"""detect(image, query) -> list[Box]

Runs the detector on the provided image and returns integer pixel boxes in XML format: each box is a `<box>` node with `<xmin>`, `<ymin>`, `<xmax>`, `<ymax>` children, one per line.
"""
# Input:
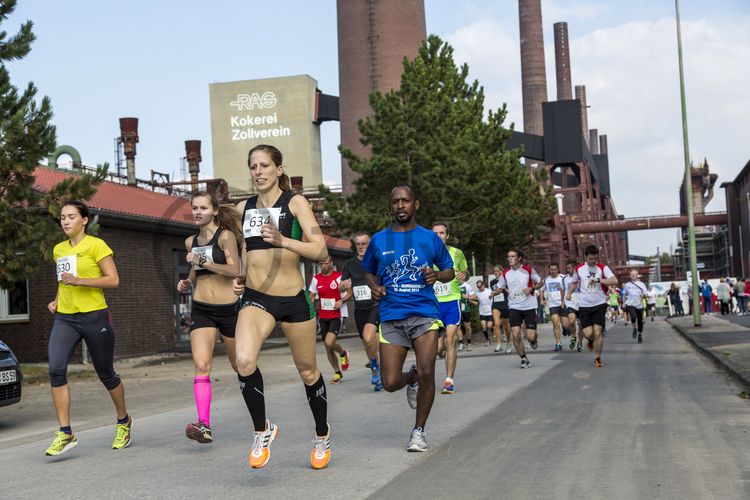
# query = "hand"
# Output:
<box><xmin>334</xmin><ymin>299</ymin><xmax>342</xmax><ymax>310</ymax></box>
<box><xmin>186</xmin><ymin>252</ymin><xmax>200</xmax><ymax>265</ymax></box>
<box><xmin>233</xmin><ymin>276</ymin><xmax>245</xmax><ymax>296</ymax></box>
<box><xmin>523</xmin><ymin>287</ymin><xmax>532</xmax><ymax>296</ymax></box>
<box><xmin>260</xmin><ymin>223</ymin><xmax>285</xmax><ymax>247</ymax></box>
<box><xmin>61</xmin><ymin>272</ymin><xmax>78</xmax><ymax>286</ymax></box>
<box><xmin>456</xmin><ymin>270</ymin><xmax>468</xmax><ymax>282</ymax></box>
<box><xmin>422</xmin><ymin>266</ymin><xmax>437</xmax><ymax>285</ymax></box>
<box><xmin>340</xmin><ymin>279</ymin><xmax>352</xmax><ymax>291</ymax></box>
<box><xmin>47</xmin><ymin>299</ymin><xmax>57</xmax><ymax>314</ymax></box>
<box><xmin>371</xmin><ymin>285</ymin><xmax>387</xmax><ymax>300</ymax></box>
<box><xmin>177</xmin><ymin>279</ymin><xmax>192</xmax><ymax>294</ymax></box>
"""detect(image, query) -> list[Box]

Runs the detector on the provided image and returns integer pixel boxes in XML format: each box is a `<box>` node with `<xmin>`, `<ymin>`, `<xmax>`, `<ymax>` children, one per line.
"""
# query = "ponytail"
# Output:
<box><xmin>278</xmin><ymin>173</ymin><xmax>291</xmax><ymax>192</ymax></box>
<box><xmin>191</xmin><ymin>191</ymin><xmax>243</xmax><ymax>243</ymax></box>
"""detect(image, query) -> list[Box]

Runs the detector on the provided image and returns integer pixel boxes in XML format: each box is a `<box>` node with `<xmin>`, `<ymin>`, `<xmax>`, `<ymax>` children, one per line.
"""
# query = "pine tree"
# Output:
<box><xmin>0</xmin><ymin>0</ymin><xmax>107</xmax><ymax>288</ymax></box>
<box><xmin>324</xmin><ymin>35</ymin><xmax>556</xmax><ymax>264</ymax></box>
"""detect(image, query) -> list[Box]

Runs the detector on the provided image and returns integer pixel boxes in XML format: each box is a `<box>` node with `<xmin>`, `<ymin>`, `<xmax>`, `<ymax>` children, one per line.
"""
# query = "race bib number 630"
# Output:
<box><xmin>56</xmin><ymin>255</ymin><xmax>77</xmax><ymax>282</ymax></box>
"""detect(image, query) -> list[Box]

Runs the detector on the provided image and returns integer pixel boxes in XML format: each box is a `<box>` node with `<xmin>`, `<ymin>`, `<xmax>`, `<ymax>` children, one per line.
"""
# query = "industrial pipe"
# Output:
<box><xmin>569</xmin><ymin>212</ymin><xmax>727</xmax><ymax>234</ymax></box>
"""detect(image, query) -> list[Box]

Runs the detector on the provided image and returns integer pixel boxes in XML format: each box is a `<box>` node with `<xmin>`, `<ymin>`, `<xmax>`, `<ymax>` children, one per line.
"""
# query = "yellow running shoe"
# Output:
<box><xmin>310</xmin><ymin>424</ymin><xmax>331</xmax><ymax>470</ymax></box>
<box><xmin>112</xmin><ymin>416</ymin><xmax>132</xmax><ymax>449</ymax></box>
<box><xmin>249</xmin><ymin>420</ymin><xmax>279</xmax><ymax>469</ymax></box>
<box><xmin>330</xmin><ymin>372</ymin><xmax>343</xmax><ymax>384</ymax></box>
<box><xmin>45</xmin><ymin>431</ymin><xmax>78</xmax><ymax>456</ymax></box>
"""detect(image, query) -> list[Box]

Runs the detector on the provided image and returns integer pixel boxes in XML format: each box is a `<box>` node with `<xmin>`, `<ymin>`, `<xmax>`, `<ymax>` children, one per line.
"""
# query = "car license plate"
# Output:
<box><xmin>0</xmin><ymin>369</ymin><xmax>17</xmax><ymax>385</ymax></box>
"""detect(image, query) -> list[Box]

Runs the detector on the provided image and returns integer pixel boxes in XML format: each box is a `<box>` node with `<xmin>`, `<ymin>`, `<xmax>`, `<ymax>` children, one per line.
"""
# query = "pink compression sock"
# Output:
<box><xmin>194</xmin><ymin>376</ymin><xmax>212</xmax><ymax>426</ymax></box>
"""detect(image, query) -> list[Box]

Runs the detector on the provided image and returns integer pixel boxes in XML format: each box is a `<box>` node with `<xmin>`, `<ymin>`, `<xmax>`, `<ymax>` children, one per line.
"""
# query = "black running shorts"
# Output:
<box><xmin>240</xmin><ymin>288</ymin><xmax>315</xmax><ymax>323</ymax></box>
<box><xmin>509</xmin><ymin>308</ymin><xmax>537</xmax><ymax>329</ymax></box>
<box><xmin>579</xmin><ymin>304</ymin><xmax>608</xmax><ymax>329</ymax></box>
<box><xmin>191</xmin><ymin>300</ymin><xmax>238</xmax><ymax>338</ymax></box>
<box><xmin>354</xmin><ymin>306</ymin><xmax>379</xmax><ymax>338</ymax></box>
<box><xmin>318</xmin><ymin>317</ymin><xmax>342</xmax><ymax>337</ymax></box>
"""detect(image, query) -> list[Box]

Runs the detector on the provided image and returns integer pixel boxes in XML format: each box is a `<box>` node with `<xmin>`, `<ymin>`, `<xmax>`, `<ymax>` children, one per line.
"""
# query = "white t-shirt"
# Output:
<box><xmin>495</xmin><ymin>266</ymin><xmax>541</xmax><ymax>311</ymax></box>
<box><xmin>570</xmin><ymin>262</ymin><xmax>615</xmax><ymax>308</ymax></box>
<box><xmin>646</xmin><ymin>289</ymin><xmax>658</xmax><ymax>305</ymax></box>
<box><xmin>623</xmin><ymin>281</ymin><xmax>648</xmax><ymax>309</ymax></box>
<box><xmin>476</xmin><ymin>288</ymin><xmax>493</xmax><ymax>316</ymax></box>
<box><xmin>542</xmin><ymin>275</ymin><xmax>566</xmax><ymax>308</ymax></box>
<box><xmin>563</xmin><ymin>275</ymin><xmax>579</xmax><ymax>310</ymax></box>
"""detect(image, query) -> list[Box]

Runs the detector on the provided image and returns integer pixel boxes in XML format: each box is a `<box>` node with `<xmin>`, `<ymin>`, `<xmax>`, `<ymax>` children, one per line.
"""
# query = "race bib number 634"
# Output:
<box><xmin>243</xmin><ymin>207</ymin><xmax>282</xmax><ymax>238</ymax></box>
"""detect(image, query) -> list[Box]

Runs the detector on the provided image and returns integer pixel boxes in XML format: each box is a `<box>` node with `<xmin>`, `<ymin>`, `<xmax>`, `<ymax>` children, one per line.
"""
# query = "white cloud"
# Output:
<box><xmin>447</xmin><ymin>14</ymin><xmax>750</xmax><ymax>254</ymax></box>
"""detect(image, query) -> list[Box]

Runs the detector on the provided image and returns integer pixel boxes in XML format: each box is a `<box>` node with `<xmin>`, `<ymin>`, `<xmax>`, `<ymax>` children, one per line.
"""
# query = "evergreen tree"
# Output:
<box><xmin>0</xmin><ymin>0</ymin><xmax>106</xmax><ymax>288</ymax></box>
<box><xmin>324</xmin><ymin>35</ymin><xmax>555</xmax><ymax>263</ymax></box>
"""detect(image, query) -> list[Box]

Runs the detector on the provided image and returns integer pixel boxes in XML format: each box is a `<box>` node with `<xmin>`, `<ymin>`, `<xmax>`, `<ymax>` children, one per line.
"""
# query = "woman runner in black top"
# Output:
<box><xmin>232</xmin><ymin>144</ymin><xmax>331</xmax><ymax>470</ymax></box>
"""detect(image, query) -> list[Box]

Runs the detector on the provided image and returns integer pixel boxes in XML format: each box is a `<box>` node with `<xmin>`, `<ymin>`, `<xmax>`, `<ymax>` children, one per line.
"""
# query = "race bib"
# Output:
<box><xmin>56</xmin><ymin>255</ymin><xmax>77</xmax><ymax>281</ymax></box>
<box><xmin>243</xmin><ymin>207</ymin><xmax>282</xmax><ymax>238</ymax></box>
<box><xmin>433</xmin><ymin>281</ymin><xmax>451</xmax><ymax>297</ymax></box>
<box><xmin>353</xmin><ymin>285</ymin><xmax>372</xmax><ymax>301</ymax></box>
<box><xmin>511</xmin><ymin>289</ymin><xmax>527</xmax><ymax>300</ymax></box>
<box><xmin>321</xmin><ymin>298</ymin><xmax>336</xmax><ymax>311</ymax></box>
<box><xmin>493</xmin><ymin>293</ymin><xmax>506</xmax><ymax>303</ymax></box>
<box><xmin>585</xmin><ymin>279</ymin><xmax>600</xmax><ymax>291</ymax></box>
<box><xmin>192</xmin><ymin>245</ymin><xmax>214</xmax><ymax>270</ymax></box>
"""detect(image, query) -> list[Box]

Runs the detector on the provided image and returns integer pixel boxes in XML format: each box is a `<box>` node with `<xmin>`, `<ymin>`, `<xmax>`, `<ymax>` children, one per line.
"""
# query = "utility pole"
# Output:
<box><xmin>675</xmin><ymin>0</ymin><xmax>701</xmax><ymax>326</ymax></box>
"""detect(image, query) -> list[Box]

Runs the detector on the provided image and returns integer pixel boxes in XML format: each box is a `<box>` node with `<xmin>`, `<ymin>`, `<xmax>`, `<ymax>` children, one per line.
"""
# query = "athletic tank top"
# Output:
<box><xmin>191</xmin><ymin>228</ymin><xmax>227</xmax><ymax>277</ymax></box>
<box><xmin>241</xmin><ymin>191</ymin><xmax>303</xmax><ymax>251</ymax></box>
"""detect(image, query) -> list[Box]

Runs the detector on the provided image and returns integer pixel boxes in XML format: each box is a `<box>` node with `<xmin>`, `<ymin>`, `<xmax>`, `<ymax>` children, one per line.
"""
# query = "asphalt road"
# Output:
<box><xmin>1</xmin><ymin>319</ymin><xmax>749</xmax><ymax>499</ymax></box>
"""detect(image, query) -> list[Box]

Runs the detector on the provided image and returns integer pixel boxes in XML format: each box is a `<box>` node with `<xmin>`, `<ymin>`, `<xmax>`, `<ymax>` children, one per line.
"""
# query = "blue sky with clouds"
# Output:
<box><xmin>6</xmin><ymin>1</ymin><xmax>749</xmax><ymax>256</ymax></box>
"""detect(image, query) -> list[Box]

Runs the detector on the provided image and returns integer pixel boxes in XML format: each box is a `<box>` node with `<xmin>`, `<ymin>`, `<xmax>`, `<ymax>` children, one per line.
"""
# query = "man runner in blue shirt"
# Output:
<box><xmin>363</xmin><ymin>185</ymin><xmax>454</xmax><ymax>452</ymax></box>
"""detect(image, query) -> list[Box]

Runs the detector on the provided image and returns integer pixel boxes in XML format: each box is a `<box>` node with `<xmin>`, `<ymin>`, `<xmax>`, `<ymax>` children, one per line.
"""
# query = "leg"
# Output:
<box><xmin>412</xmin><ymin>330</ymin><xmax>439</xmax><ymax>429</ymax></box>
<box><xmin>222</xmin><ymin>335</ymin><xmax>238</xmax><ymax>373</ymax></box>
<box><xmin>190</xmin><ymin>328</ymin><xmax>218</xmax><ymax>425</ymax></box>
<box><xmin>492</xmin><ymin>309</ymin><xmax>501</xmax><ymax>344</ymax></box>
<box><xmin>362</xmin><ymin>322</ymin><xmax>380</xmax><ymax>361</ymax></box>
<box><xmin>593</xmin><ymin>325</ymin><xmax>604</xmax><ymax>358</ymax></box>
<box><xmin>235</xmin><ymin>307</ymin><xmax>276</xmax><ymax>431</ymax></box>
<box><xmin>637</xmin><ymin>308</ymin><xmax>644</xmax><ymax>333</ymax></box>
<box><xmin>379</xmin><ymin>343</ymin><xmax>411</xmax><ymax>392</ymax></box>
<box><xmin>444</xmin><ymin>323</ymin><xmax>458</xmax><ymax>379</ymax></box>
<box><xmin>551</xmin><ymin>314</ymin><xmax>561</xmax><ymax>344</ymax></box>
<box><xmin>48</xmin><ymin>315</ymin><xmax>82</xmax><ymax>428</ymax></box>
<box><xmin>323</xmin><ymin>331</ymin><xmax>341</xmax><ymax>374</ymax></box>
<box><xmin>511</xmin><ymin>326</ymin><xmax>525</xmax><ymax>357</ymax></box>
<box><xmin>82</xmin><ymin>310</ymin><xmax>125</xmax><ymax>419</ymax></box>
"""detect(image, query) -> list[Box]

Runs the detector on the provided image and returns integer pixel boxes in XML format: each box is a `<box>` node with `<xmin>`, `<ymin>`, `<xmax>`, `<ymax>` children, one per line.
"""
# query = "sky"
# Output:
<box><xmin>5</xmin><ymin>0</ymin><xmax>749</xmax><ymax>257</ymax></box>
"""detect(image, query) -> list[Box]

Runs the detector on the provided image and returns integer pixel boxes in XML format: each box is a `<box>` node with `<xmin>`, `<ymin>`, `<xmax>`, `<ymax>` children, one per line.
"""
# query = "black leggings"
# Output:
<box><xmin>48</xmin><ymin>309</ymin><xmax>121</xmax><ymax>390</ymax></box>
<box><xmin>626</xmin><ymin>306</ymin><xmax>644</xmax><ymax>333</ymax></box>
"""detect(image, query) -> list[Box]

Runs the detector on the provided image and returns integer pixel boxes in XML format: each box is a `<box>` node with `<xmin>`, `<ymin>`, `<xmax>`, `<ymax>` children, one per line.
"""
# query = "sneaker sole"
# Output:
<box><xmin>186</xmin><ymin>426</ymin><xmax>213</xmax><ymax>444</ymax></box>
<box><xmin>250</xmin><ymin>425</ymin><xmax>279</xmax><ymax>469</ymax></box>
<box><xmin>407</xmin><ymin>445</ymin><xmax>427</xmax><ymax>452</ymax></box>
<box><xmin>46</xmin><ymin>439</ymin><xmax>78</xmax><ymax>456</ymax></box>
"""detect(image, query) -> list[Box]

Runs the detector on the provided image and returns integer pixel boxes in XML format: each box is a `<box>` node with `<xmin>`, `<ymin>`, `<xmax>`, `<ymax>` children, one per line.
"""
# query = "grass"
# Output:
<box><xmin>20</xmin><ymin>364</ymin><xmax>96</xmax><ymax>385</ymax></box>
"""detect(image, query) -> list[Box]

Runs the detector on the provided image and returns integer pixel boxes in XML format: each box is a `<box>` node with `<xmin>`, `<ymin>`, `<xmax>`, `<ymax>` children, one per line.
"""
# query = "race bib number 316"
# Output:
<box><xmin>243</xmin><ymin>208</ymin><xmax>282</xmax><ymax>238</ymax></box>
<box><xmin>353</xmin><ymin>285</ymin><xmax>372</xmax><ymax>301</ymax></box>
<box><xmin>56</xmin><ymin>255</ymin><xmax>77</xmax><ymax>282</ymax></box>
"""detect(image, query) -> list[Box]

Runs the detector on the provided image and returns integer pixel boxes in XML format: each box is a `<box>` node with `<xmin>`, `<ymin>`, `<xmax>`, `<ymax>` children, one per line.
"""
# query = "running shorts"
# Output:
<box><xmin>509</xmin><ymin>308</ymin><xmax>537</xmax><ymax>329</ymax></box>
<box><xmin>492</xmin><ymin>304</ymin><xmax>510</xmax><ymax>319</ymax></box>
<box><xmin>646</xmin><ymin>303</ymin><xmax>656</xmax><ymax>311</ymax></box>
<box><xmin>479</xmin><ymin>314</ymin><xmax>493</xmax><ymax>322</ymax></box>
<box><xmin>354</xmin><ymin>306</ymin><xmax>379</xmax><ymax>338</ymax></box>
<box><xmin>318</xmin><ymin>317</ymin><xmax>342</xmax><ymax>337</ymax></box>
<box><xmin>548</xmin><ymin>306</ymin><xmax>563</xmax><ymax>316</ymax></box>
<box><xmin>191</xmin><ymin>300</ymin><xmax>238</xmax><ymax>338</ymax></box>
<box><xmin>460</xmin><ymin>311</ymin><xmax>472</xmax><ymax>323</ymax></box>
<box><xmin>240</xmin><ymin>288</ymin><xmax>315</xmax><ymax>323</ymax></box>
<box><xmin>610</xmin><ymin>304</ymin><xmax>619</xmax><ymax>311</ymax></box>
<box><xmin>566</xmin><ymin>307</ymin><xmax>579</xmax><ymax>318</ymax></box>
<box><xmin>579</xmin><ymin>304</ymin><xmax>608</xmax><ymax>329</ymax></box>
<box><xmin>379</xmin><ymin>317</ymin><xmax>443</xmax><ymax>349</ymax></box>
<box><xmin>438</xmin><ymin>300</ymin><xmax>461</xmax><ymax>327</ymax></box>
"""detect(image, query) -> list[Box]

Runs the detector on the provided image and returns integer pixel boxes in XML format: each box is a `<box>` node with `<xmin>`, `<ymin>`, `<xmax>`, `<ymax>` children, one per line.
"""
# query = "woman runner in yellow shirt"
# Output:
<box><xmin>44</xmin><ymin>201</ymin><xmax>131</xmax><ymax>456</ymax></box>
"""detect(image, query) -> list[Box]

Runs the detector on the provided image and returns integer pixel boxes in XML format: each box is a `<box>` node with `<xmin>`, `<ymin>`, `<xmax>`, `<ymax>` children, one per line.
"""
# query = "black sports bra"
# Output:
<box><xmin>191</xmin><ymin>228</ymin><xmax>227</xmax><ymax>277</ymax></box>
<box><xmin>241</xmin><ymin>191</ymin><xmax>303</xmax><ymax>251</ymax></box>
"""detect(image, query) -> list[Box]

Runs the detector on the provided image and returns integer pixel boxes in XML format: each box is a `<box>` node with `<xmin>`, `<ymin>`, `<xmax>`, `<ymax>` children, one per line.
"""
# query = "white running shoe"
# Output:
<box><xmin>407</xmin><ymin>427</ymin><xmax>427</xmax><ymax>452</ymax></box>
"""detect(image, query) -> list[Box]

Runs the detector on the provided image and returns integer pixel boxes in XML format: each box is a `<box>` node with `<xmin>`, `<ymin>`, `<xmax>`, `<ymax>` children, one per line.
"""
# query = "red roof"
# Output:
<box><xmin>34</xmin><ymin>167</ymin><xmax>193</xmax><ymax>224</ymax></box>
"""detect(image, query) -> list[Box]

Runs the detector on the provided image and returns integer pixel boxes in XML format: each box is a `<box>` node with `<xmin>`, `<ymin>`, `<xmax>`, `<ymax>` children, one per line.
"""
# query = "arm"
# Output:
<box><xmin>601</xmin><ymin>268</ymin><xmax>618</xmax><ymax>287</ymax></box>
<box><xmin>199</xmin><ymin>231</ymin><xmax>241</xmax><ymax>278</ymax></box>
<box><xmin>364</xmin><ymin>272</ymin><xmax>386</xmax><ymax>299</ymax></box>
<box><xmin>261</xmin><ymin>194</ymin><xmax>327</xmax><ymax>261</ymax></box>
<box><xmin>48</xmin><ymin>291</ymin><xmax>59</xmax><ymax>314</ymax></box>
<box><xmin>61</xmin><ymin>255</ymin><xmax>119</xmax><ymax>289</ymax></box>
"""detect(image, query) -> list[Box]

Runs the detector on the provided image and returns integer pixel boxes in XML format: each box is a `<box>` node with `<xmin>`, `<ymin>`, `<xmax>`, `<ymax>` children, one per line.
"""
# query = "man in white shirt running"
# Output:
<box><xmin>566</xmin><ymin>245</ymin><xmax>618</xmax><ymax>368</ymax></box>
<box><xmin>493</xmin><ymin>249</ymin><xmax>542</xmax><ymax>368</ymax></box>
<box><xmin>622</xmin><ymin>269</ymin><xmax>648</xmax><ymax>344</ymax></box>
<box><xmin>541</xmin><ymin>263</ymin><xmax>566</xmax><ymax>352</ymax></box>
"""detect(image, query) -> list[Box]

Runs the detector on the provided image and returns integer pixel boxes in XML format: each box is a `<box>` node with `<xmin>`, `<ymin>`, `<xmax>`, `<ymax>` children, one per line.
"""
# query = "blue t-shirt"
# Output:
<box><xmin>362</xmin><ymin>225</ymin><xmax>453</xmax><ymax>322</ymax></box>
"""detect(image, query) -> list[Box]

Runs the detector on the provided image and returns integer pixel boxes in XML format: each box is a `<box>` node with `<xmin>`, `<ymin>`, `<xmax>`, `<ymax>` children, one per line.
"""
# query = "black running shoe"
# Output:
<box><xmin>637</xmin><ymin>334</ymin><xmax>643</xmax><ymax>344</ymax></box>
<box><xmin>632</xmin><ymin>330</ymin><xmax>637</xmax><ymax>339</ymax></box>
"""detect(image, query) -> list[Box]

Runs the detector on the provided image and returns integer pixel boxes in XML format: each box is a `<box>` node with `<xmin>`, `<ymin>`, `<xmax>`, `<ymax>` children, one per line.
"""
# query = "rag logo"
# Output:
<box><xmin>230</xmin><ymin>91</ymin><xmax>277</xmax><ymax>110</ymax></box>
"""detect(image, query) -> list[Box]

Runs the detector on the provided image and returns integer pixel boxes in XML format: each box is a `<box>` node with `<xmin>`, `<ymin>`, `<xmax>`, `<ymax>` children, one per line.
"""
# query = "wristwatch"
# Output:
<box><xmin>198</xmin><ymin>254</ymin><xmax>208</xmax><ymax>267</ymax></box>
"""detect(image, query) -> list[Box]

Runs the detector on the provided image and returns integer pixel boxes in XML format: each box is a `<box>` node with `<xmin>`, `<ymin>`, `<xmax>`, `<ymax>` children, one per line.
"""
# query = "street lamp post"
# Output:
<box><xmin>675</xmin><ymin>0</ymin><xmax>701</xmax><ymax>326</ymax></box>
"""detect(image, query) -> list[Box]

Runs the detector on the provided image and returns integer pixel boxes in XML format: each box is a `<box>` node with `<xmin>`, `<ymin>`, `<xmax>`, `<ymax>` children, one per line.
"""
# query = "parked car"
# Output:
<box><xmin>0</xmin><ymin>340</ymin><xmax>22</xmax><ymax>407</ymax></box>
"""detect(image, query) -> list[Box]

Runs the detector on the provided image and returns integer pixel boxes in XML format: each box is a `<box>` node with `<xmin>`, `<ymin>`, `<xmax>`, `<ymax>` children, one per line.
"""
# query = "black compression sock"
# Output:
<box><xmin>238</xmin><ymin>369</ymin><xmax>267</xmax><ymax>432</ymax></box>
<box><xmin>482</xmin><ymin>329</ymin><xmax>489</xmax><ymax>340</ymax></box>
<box><xmin>305</xmin><ymin>374</ymin><xmax>329</xmax><ymax>436</ymax></box>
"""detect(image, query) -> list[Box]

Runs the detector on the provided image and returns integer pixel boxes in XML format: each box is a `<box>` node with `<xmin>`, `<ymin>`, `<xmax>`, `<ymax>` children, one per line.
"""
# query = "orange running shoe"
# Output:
<box><xmin>249</xmin><ymin>420</ymin><xmax>279</xmax><ymax>469</ymax></box>
<box><xmin>594</xmin><ymin>357</ymin><xmax>603</xmax><ymax>368</ymax></box>
<box><xmin>310</xmin><ymin>424</ymin><xmax>331</xmax><ymax>469</ymax></box>
<box><xmin>340</xmin><ymin>350</ymin><xmax>350</xmax><ymax>371</ymax></box>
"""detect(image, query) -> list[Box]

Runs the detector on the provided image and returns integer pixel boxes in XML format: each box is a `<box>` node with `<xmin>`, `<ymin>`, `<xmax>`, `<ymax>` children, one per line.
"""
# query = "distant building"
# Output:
<box><xmin>722</xmin><ymin>158</ymin><xmax>750</xmax><ymax>278</ymax></box>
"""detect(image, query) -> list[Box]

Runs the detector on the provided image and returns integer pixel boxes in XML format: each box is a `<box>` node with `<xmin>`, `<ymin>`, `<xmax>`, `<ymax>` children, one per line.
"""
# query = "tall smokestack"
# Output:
<box><xmin>337</xmin><ymin>0</ymin><xmax>426</xmax><ymax>196</ymax></box>
<box><xmin>575</xmin><ymin>85</ymin><xmax>588</xmax><ymax>145</ymax></box>
<box><xmin>119</xmin><ymin>117</ymin><xmax>139</xmax><ymax>186</ymax></box>
<box><xmin>599</xmin><ymin>134</ymin><xmax>608</xmax><ymax>155</ymax></box>
<box><xmin>519</xmin><ymin>0</ymin><xmax>548</xmax><ymax>136</ymax></box>
<box><xmin>185</xmin><ymin>140</ymin><xmax>202</xmax><ymax>194</ymax></box>
<box><xmin>553</xmin><ymin>22</ymin><xmax>572</xmax><ymax>100</ymax></box>
<box><xmin>589</xmin><ymin>129</ymin><xmax>599</xmax><ymax>154</ymax></box>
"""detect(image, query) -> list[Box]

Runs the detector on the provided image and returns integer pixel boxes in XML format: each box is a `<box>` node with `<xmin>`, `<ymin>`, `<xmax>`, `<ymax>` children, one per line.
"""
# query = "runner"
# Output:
<box><xmin>489</xmin><ymin>265</ymin><xmax>512</xmax><ymax>354</ymax></box>
<box><xmin>339</xmin><ymin>232</ymin><xmax>382</xmax><ymax>391</ymax></box>
<box><xmin>474</xmin><ymin>280</ymin><xmax>494</xmax><ymax>346</ymax></box>
<box><xmin>308</xmin><ymin>256</ymin><xmax>349</xmax><ymax>384</ymax></box>
<box><xmin>622</xmin><ymin>269</ymin><xmax>648</xmax><ymax>343</ymax></box>
<box><xmin>362</xmin><ymin>184</ymin><xmax>454</xmax><ymax>452</ymax></box>
<box><xmin>566</xmin><ymin>245</ymin><xmax>618</xmax><ymax>367</ymax></box>
<box><xmin>607</xmin><ymin>286</ymin><xmax>621</xmax><ymax>324</ymax></box>
<box><xmin>232</xmin><ymin>144</ymin><xmax>331</xmax><ymax>469</ymax></box>
<box><xmin>45</xmin><ymin>200</ymin><xmax>131</xmax><ymax>456</ymax></box>
<box><xmin>431</xmin><ymin>222</ymin><xmax>469</xmax><ymax>395</ymax></box>
<box><xmin>540</xmin><ymin>263</ymin><xmax>566</xmax><ymax>352</ymax></box>
<box><xmin>494</xmin><ymin>249</ymin><xmax>542</xmax><ymax>368</ymax></box>
<box><xmin>646</xmin><ymin>285</ymin><xmax>658</xmax><ymax>321</ymax></box>
<box><xmin>562</xmin><ymin>259</ymin><xmax>582</xmax><ymax>351</ymax></box>
<box><xmin>177</xmin><ymin>191</ymin><xmax>242</xmax><ymax>444</ymax></box>
<box><xmin>458</xmin><ymin>280</ymin><xmax>477</xmax><ymax>352</ymax></box>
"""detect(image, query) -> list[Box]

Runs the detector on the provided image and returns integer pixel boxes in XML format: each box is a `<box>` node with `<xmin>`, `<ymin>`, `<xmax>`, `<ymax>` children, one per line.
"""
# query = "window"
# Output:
<box><xmin>0</xmin><ymin>280</ymin><xmax>29</xmax><ymax>322</ymax></box>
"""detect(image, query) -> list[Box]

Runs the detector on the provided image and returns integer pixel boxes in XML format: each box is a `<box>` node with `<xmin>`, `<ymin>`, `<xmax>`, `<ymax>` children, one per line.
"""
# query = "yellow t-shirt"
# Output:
<box><xmin>53</xmin><ymin>235</ymin><xmax>113</xmax><ymax>314</ymax></box>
